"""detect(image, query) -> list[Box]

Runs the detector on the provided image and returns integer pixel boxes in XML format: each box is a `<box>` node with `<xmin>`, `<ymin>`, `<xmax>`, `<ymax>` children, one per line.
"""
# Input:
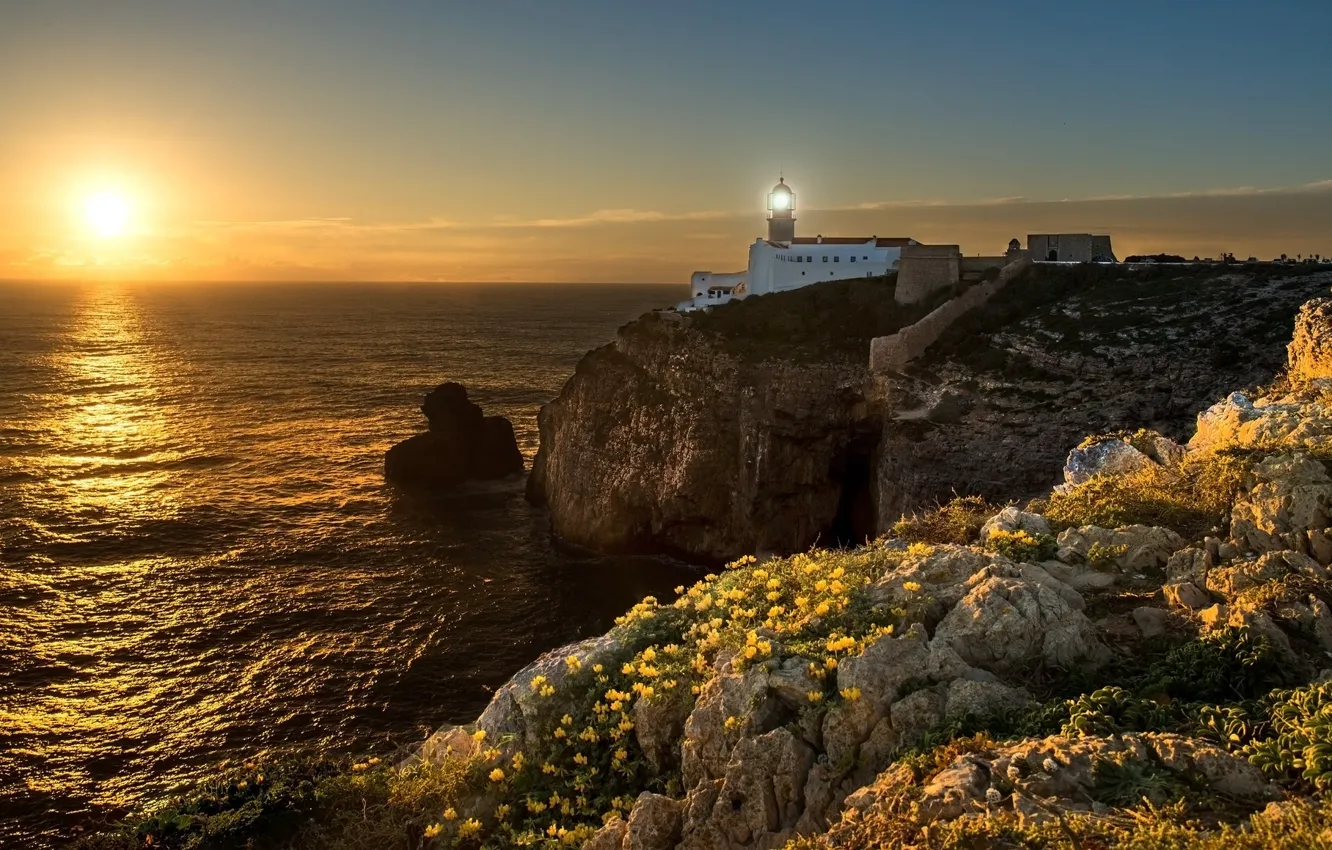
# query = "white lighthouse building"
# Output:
<box><xmin>677</xmin><ymin>177</ymin><xmax>917</xmax><ymax>311</ymax></box>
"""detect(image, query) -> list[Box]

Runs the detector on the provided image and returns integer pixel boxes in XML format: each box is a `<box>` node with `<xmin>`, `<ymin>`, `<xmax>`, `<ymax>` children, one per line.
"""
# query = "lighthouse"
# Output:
<box><xmin>767</xmin><ymin>178</ymin><xmax>796</xmax><ymax>243</ymax></box>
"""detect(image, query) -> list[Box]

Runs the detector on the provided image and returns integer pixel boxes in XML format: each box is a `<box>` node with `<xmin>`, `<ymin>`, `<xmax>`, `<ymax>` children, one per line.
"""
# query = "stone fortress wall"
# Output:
<box><xmin>870</xmin><ymin>257</ymin><xmax>1033</xmax><ymax>373</ymax></box>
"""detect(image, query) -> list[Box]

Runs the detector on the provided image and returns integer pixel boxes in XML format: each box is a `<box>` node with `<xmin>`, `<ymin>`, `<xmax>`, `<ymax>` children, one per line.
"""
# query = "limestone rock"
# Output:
<box><xmin>1132</xmin><ymin>606</ymin><xmax>1171</xmax><ymax>638</ymax></box>
<box><xmin>635</xmin><ymin>692</ymin><xmax>692</xmax><ymax>776</ymax></box>
<box><xmin>888</xmin><ymin>688</ymin><xmax>945</xmax><ymax>749</ymax></box>
<box><xmin>868</xmin><ymin>545</ymin><xmax>1007</xmax><ymax>613</ymax></box>
<box><xmin>1312</xmin><ymin>597</ymin><xmax>1332</xmax><ymax>653</ymax></box>
<box><xmin>384</xmin><ymin>381</ymin><xmax>523</xmax><ymax>488</ymax></box>
<box><xmin>1288</xmin><ymin>297</ymin><xmax>1332</xmax><ymax>383</ymax></box>
<box><xmin>624</xmin><ymin>793</ymin><xmax>683</xmax><ymax>850</ymax></box>
<box><xmin>1056</xmin><ymin>525</ymin><xmax>1186</xmax><ymax>571</ymax></box>
<box><xmin>943</xmin><ymin>678</ymin><xmax>1030</xmax><ymax>720</ymax></box>
<box><xmin>1163</xmin><ymin>581</ymin><xmax>1211</xmax><ymax>611</ymax></box>
<box><xmin>423</xmin><ymin>632</ymin><xmax>622</xmax><ymax>760</ymax></box>
<box><xmin>1061</xmin><ymin>439</ymin><xmax>1157</xmax><ymax>489</ymax></box>
<box><xmin>978</xmin><ymin>507</ymin><xmax>1051</xmax><ymax>545</ymax></box>
<box><xmin>834</xmin><ymin>623</ymin><xmax>932</xmax><ymax>708</ymax></box>
<box><xmin>843</xmin><ymin>733</ymin><xmax>1278</xmax><ymax>829</ymax></box>
<box><xmin>1199</xmin><ymin>603</ymin><xmax>1228</xmax><ymax>628</ymax></box>
<box><xmin>1231</xmin><ymin>453</ymin><xmax>1332</xmax><ymax>553</ymax></box>
<box><xmin>933</xmin><ymin>575</ymin><xmax>1108</xmax><ymax>672</ymax></box>
<box><xmin>583</xmin><ymin>817</ymin><xmax>627</xmax><ymax>850</ymax></box>
<box><xmin>1166</xmin><ymin>546</ymin><xmax>1214</xmax><ymax>584</ymax></box>
<box><xmin>683</xmin><ymin>728</ymin><xmax>814</xmax><ymax>850</ymax></box>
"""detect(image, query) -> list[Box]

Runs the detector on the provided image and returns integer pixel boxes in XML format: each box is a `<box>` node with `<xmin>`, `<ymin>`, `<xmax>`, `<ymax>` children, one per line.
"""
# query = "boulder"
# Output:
<box><xmin>681</xmin><ymin>728</ymin><xmax>814</xmax><ymax>850</ymax></box>
<box><xmin>1231</xmin><ymin>453</ymin><xmax>1332</xmax><ymax>553</ymax></box>
<box><xmin>943</xmin><ymin>678</ymin><xmax>1030</xmax><ymax>720</ymax></box>
<box><xmin>584</xmin><ymin>818</ymin><xmax>628</xmax><ymax>850</ymax></box>
<box><xmin>841</xmin><ymin>733</ymin><xmax>1278</xmax><ymax>829</ymax></box>
<box><xmin>1132</xmin><ymin>606</ymin><xmax>1171</xmax><ymax>638</ymax></box>
<box><xmin>978</xmin><ymin>507</ymin><xmax>1051</xmax><ymax>546</ymax></box>
<box><xmin>1060</xmin><ymin>439</ymin><xmax>1157</xmax><ymax>489</ymax></box>
<box><xmin>933</xmin><ymin>575</ymin><xmax>1107</xmax><ymax>672</ymax></box>
<box><xmin>624</xmin><ymin>793</ymin><xmax>684</xmax><ymax>850</ymax></box>
<box><xmin>384</xmin><ymin>382</ymin><xmax>523</xmax><ymax>488</ymax></box>
<box><xmin>1288</xmin><ymin>298</ymin><xmax>1332</xmax><ymax>383</ymax></box>
<box><xmin>1163</xmin><ymin>581</ymin><xmax>1211</xmax><ymax>610</ymax></box>
<box><xmin>1056</xmin><ymin>524</ymin><xmax>1186</xmax><ymax>572</ymax></box>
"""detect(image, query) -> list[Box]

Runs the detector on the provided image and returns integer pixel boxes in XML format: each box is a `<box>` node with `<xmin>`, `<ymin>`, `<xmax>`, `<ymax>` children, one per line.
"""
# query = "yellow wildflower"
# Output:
<box><xmin>903</xmin><ymin>580</ymin><xmax>922</xmax><ymax>593</ymax></box>
<box><xmin>554</xmin><ymin>727</ymin><xmax>567</xmax><ymax>739</ymax></box>
<box><xmin>795</xmin><ymin>596</ymin><xmax>809</xmax><ymax>608</ymax></box>
<box><xmin>458</xmin><ymin>819</ymin><xmax>482</xmax><ymax>838</ymax></box>
<box><xmin>592</xmin><ymin>663</ymin><xmax>604</xmax><ymax>674</ymax></box>
<box><xmin>565</xmin><ymin>655</ymin><xmax>581</xmax><ymax>671</ymax></box>
<box><xmin>542</xmin><ymin>762</ymin><xmax>557</xmax><ymax>775</ymax></box>
<box><xmin>815</xmin><ymin>580</ymin><xmax>828</xmax><ymax>592</ymax></box>
<box><xmin>424</xmin><ymin>822</ymin><xmax>443</xmax><ymax>838</ymax></box>
<box><xmin>815</xmin><ymin>602</ymin><xmax>831</xmax><ymax>616</ymax></box>
<box><xmin>641</xmin><ymin>646</ymin><xmax>657</xmax><ymax>661</ymax></box>
<box><xmin>471</xmin><ymin>729</ymin><xmax>486</xmax><ymax>742</ymax></box>
<box><xmin>573</xmin><ymin>752</ymin><xmax>588</xmax><ymax>765</ymax></box>
<box><xmin>841</xmin><ymin>687</ymin><xmax>862</xmax><ymax>701</ymax></box>
<box><xmin>807</xmin><ymin>690</ymin><xmax>824</xmax><ymax>703</ymax></box>
<box><xmin>443</xmin><ymin>807</ymin><xmax>458</xmax><ymax>821</ymax></box>
<box><xmin>489</xmin><ymin>767</ymin><xmax>505</xmax><ymax>783</ymax></box>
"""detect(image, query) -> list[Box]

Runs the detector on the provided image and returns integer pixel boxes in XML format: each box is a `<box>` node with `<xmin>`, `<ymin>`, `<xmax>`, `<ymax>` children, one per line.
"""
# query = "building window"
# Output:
<box><xmin>834</xmin><ymin>256</ymin><xmax>840</xmax><ymax>262</ymax></box>
<box><xmin>850</xmin><ymin>256</ymin><xmax>856</xmax><ymax>263</ymax></box>
<box><xmin>822</xmin><ymin>256</ymin><xmax>828</xmax><ymax>263</ymax></box>
<box><xmin>806</xmin><ymin>256</ymin><xmax>812</xmax><ymax>262</ymax></box>
<box><xmin>862</xmin><ymin>256</ymin><xmax>868</xmax><ymax>260</ymax></box>
<box><xmin>801</xmin><ymin>271</ymin><xmax>805</xmax><ymax>275</ymax></box>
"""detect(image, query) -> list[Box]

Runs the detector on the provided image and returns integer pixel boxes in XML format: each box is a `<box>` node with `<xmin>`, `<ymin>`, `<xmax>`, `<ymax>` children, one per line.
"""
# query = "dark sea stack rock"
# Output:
<box><xmin>385</xmin><ymin>382</ymin><xmax>523</xmax><ymax>488</ymax></box>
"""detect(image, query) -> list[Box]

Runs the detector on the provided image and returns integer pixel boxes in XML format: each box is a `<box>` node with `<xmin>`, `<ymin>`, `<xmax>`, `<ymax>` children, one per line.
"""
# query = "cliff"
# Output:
<box><xmin>526</xmin><ymin>278</ymin><xmax>937</xmax><ymax>561</ymax></box>
<box><xmin>873</xmin><ymin>264</ymin><xmax>1332</xmax><ymax>526</ymax></box>
<box><xmin>532</xmin><ymin>264</ymin><xmax>1332</xmax><ymax>562</ymax></box>
<box><xmin>90</xmin><ymin>293</ymin><xmax>1332</xmax><ymax>850</ymax></box>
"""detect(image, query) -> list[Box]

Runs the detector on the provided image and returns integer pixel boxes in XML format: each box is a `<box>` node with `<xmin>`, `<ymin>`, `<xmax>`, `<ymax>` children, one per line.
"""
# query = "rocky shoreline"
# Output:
<box><xmin>81</xmin><ymin>274</ymin><xmax>1332</xmax><ymax>850</ymax></box>
<box><xmin>396</xmin><ymin>289</ymin><xmax>1332</xmax><ymax>849</ymax></box>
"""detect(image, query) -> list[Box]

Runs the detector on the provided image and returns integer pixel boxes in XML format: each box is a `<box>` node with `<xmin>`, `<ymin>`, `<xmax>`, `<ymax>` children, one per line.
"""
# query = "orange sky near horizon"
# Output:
<box><xmin>3</xmin><ymin>1</ymin><xmax>1330</xmax><ymax>284</ymax></box>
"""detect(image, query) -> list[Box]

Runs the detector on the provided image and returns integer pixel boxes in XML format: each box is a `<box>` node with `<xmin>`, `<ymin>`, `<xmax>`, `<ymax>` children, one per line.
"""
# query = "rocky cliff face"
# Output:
<box><xmin>873</xmin><ymin>265</ymin><xmax>1332</xmax><ymax>527</ymax></box>
<box><xmin>532</xmin><ymin>266</ymin><xmax>1332</xmax><ymax>562</ymax></box>
<box><xmin>526</xmin><ymin>310</ymin><xmax>878</xmax><ymax>562</ymax></box>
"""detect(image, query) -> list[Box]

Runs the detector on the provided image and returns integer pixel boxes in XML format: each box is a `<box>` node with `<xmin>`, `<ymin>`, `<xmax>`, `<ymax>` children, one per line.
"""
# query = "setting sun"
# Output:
<box><xmin>83</xmin><ymin>191</ymin><xmax>131</xmax><ymax>238</ymax></box>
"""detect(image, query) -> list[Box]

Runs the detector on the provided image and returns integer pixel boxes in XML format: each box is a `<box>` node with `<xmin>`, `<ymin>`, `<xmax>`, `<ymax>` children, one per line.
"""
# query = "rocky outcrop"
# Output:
<box><xmin>533</xmin><ymin>268</ymin><xmax>1332</xmax><ymax>562</ymax></box>
<box><xmin>384</xmin><ymin>382</ymin><xmax>523</xmax><ymax>488</ymax></box>
<box><xmin>873</xmin><ymin>267</ymin><xmax>1332</xmax><ymax>529</ymax></box>
<box><xmin>526</xmin><ymin>310</ymin><xmax>880</xmax><ymax>561</ymax></box>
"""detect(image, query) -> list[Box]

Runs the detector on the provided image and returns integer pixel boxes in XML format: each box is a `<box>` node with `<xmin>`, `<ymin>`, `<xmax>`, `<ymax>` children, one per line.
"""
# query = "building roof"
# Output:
<box><xmin>785</xmin><ymin>236</ymin><xmax>916</xmax><ymax>247</ymax></box>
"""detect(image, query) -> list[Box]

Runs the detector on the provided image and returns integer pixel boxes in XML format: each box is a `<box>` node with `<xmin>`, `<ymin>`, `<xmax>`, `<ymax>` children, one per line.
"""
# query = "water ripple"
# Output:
<box><xmin>0</xmin><ymin>282</ymin><xmax>694</xmax><ymax>847</ymax></box>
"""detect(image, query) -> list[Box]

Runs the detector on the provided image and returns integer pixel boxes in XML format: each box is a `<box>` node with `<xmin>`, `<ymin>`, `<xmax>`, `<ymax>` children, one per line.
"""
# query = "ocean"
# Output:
<box><xmin>0</xmin><ymin>281</ymin><xmax>696</xmax><ymax>847</ymax></box>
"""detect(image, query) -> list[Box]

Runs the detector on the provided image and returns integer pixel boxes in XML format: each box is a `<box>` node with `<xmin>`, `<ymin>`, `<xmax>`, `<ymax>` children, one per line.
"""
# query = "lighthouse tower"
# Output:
<box><xmin>767</xmin><ymin>178</ymin><xmax>796</xmax><ymax>243</ymax></box>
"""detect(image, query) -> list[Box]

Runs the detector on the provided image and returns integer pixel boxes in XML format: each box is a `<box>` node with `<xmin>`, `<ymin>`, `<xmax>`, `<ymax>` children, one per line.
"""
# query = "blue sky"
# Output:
<box><xmin>2</xmin><ymin>0</ymin><xmax>1329</xmax><ymax>280</ymax></box>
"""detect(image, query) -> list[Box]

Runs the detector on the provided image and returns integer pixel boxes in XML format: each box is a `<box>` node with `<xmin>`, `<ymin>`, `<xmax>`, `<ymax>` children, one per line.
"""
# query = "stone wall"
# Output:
<box><xmin>894</xmin><ymin>244</ymin><xmax>961</xmax><ymax>305</ymax></box>
<box><xmin>870</xmin><ymin>258</ymin><xmax>1032</xmax><ymax>373</ymax></box>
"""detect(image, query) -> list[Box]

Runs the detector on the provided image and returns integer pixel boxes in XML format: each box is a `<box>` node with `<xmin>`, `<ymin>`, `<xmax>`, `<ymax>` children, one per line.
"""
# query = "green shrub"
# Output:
<box><xmin>890</xmin><ymin>496</ymin><xmax>997</xmax><ymax>546</ymax></box>
<box><xmin>983</xmin><ymin>528</ymin><xmax>1058</xmax><ymax>563</ymax></box>
<box><xmin>1044</xmin><ymin>451</ymin><xmax>1250</xmax><ymax>541</ymax></box>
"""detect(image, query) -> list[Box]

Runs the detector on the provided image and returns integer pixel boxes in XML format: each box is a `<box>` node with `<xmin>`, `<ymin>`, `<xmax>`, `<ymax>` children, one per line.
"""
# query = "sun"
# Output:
<box><xmin>83</xmin><ymin>191</ymin><xmax>132</xmax><ymax>238</ymax></box>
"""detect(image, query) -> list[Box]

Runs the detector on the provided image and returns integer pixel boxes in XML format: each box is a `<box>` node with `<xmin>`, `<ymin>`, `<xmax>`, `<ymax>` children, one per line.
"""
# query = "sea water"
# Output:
<box><xmin>0</xmin><ymin>281</ymin><xmax>695</xmax><ymax>846</ymax></box>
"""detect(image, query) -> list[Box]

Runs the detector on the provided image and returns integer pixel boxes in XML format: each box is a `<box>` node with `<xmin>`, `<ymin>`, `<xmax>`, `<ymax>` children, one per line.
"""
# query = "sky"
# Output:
<box><xmin>1</xmin><ymin>0</ymin><xmax>1330</xmax><ymax>283</ymax></box>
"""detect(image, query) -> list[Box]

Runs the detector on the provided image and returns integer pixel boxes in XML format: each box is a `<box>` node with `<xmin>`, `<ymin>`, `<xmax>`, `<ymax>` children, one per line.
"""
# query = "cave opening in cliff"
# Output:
<box><xmin>828</xmin><ymin>434</ymin><xmax>879</xmax><ymax>548</ymax></box>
